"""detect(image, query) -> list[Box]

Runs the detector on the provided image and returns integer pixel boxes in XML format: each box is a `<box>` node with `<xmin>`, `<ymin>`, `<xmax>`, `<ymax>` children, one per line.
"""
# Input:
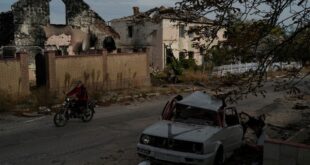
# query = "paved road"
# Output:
<box><xmin>0</xmin><ymin>81</ymin><xmax>307</xmax><ymax>165</ymax></box>
<box><xmin>0</xmin><ymin>96</ymin><xmax>171</xmax><ymax>165</ymax></box>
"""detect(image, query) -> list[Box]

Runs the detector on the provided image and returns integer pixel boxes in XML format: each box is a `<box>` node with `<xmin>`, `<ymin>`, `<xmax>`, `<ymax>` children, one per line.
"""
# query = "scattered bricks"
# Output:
<box><xmin>146</xmin><ymin>93</ymin><xmax>160</xmax><ymax>97</ymax></box>
<box><xmin>133</xmin><ymin>95</ymin><xmax>140</xmax><ymax>98</ymax></box>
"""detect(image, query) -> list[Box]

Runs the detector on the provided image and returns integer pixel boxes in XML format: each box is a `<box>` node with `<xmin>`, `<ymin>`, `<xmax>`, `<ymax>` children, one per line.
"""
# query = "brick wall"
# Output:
<box><xmin>106</xmin><ymin>53</ymin><xmax>150</xmax><ymax>90</ymax></box>
<box><xmin>55</xmin><ymin>55</ymin><xmax>104</xmax><ymax>91</ymax></box>
<box><xmin>0</xmin><ymin>53</ymin><xmax>29</xmax><ymax>96</ymax></box>
<box><xmin>46</xmin><ymin>50</ymin><xmax>150</xmax><ymax>91</ymax></box>
<box><xmin>0</xmin><ymin>50</ymin><xmax>150</xmax><ymax>96</ymax></box>
<box><xmin>264</xmin><ymin>139</ymin><xmax>310</xmax><ymax>165</ymax></box>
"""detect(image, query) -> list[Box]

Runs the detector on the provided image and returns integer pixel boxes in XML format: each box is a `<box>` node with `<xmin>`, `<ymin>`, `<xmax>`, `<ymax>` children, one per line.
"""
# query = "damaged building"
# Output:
<box><xmin>110</xmin><ymin>6</ymin><xmax>226</xmax><ymax>70</ymax></box>
<box><xmin>0</xmin><ymin>1</ymin><xmax>151</xmax><ymax>94</ymax></box>
<box><xmin>0</xmin><ymin>0</ymin><xmax>120</xmax><ymax>87</ymax></box>
<box><xmin>0</xmin><ymin>0</ymin><xmax>119</xmax><ymax>56</ymax></box>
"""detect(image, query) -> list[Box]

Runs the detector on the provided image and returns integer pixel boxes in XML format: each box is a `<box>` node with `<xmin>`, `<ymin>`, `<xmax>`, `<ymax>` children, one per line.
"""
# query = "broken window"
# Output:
<box><xmin>188</xmin><ymin>51</ymin><xmax>194</xmax><ymax>59</ymax></box>
<box><xmin>103</xmin><ymin>36</ymin><xmax>116</xmax><ymax>53</ymax></box>
<box><xmin>179</xmin><ymin>52</ymin><xmax>185</xmax><ymax>60</ymax></box>
<box><xmin>200</xmin><ymin>47</ymin><xmax>206</xmax><ymax>56</ymax></box>
<box><xmin>49</xmin><ymin>0</ymin><xmax>66</xmax><ymax>25</ymax></box>
<box><xmin>174</xmin><ymin>104</ymin><xmax>220</xmax><ymax>126</ymax></box>
<box><xmin>128</xmin><ymin>26</ymin><xmax>133</xmax><ymax>38</ymax></box>
<box><xmin>179</xmin><ymin>25</ymin><xmax>186</xmax><ymax>38</ymax></box>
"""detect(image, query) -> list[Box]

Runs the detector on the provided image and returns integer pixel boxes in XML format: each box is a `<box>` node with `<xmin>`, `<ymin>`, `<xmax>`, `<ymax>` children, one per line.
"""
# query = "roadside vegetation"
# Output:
<box><xmin>173</xmin><ymin>0</ymin><xmax>310</xmax><ymax>102</ymax></box>
<box><xmin>0</xmin><ymin>90</ymin><xmax>13</xmax><ymax>112</ymax></box>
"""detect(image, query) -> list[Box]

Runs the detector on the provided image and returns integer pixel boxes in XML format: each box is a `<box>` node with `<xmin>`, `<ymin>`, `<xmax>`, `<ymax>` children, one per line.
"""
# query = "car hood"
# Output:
<box><xmin>142</xmin><ymin>120</ymin><xmax>222</xmax><ymax>143</ymax></box>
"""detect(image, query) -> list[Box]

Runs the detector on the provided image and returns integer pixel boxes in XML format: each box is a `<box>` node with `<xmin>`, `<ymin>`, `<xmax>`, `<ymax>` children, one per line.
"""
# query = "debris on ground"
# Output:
<box><xmin>293</xmin><ymin>102</ymin><xmax>310</xmax><ymax>110</ymax></box>
<box><xmin>38</xmin><ymin>106</ymin><xmax>52</xmax><ymax>115</ymax></box>
<box><xmin>20</xmin><ymin>112</ymin><xmax>44</xmax><ymax>117</ymax></box>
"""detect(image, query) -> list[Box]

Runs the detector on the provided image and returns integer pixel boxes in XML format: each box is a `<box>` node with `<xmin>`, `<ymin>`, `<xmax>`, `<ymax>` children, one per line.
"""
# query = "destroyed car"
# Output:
<box><xmin>137</xmin><ymin>91</ymin><xmax>243</xmax><ymax>165</ymax></box>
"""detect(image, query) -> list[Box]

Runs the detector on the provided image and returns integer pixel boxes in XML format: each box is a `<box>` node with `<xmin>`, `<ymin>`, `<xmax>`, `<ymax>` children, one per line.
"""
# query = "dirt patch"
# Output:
<box><xmin>256</xmin><ymin>94</ymin><xmax>310</xmax><ymax>142</ymax></box>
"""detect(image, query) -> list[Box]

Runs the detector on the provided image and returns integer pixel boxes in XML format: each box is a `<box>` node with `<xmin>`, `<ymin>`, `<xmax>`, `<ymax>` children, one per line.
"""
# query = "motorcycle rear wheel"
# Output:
<box><xmin>54</xmin><ymin>112</ymin><xmax>68</xmax><ymax>127</ymax></box>
<box><xmin>81</xmin><ymin>108</ymin><xmax>94</xmax><ymax>122</ymax></box>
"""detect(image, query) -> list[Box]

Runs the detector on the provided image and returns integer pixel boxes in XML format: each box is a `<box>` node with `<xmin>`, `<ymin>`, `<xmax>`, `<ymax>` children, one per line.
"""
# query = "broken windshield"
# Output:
<box><xmin>174</xmin><ymin>103</ymin><xmax>220</xmax><ymax>126</ymax></box>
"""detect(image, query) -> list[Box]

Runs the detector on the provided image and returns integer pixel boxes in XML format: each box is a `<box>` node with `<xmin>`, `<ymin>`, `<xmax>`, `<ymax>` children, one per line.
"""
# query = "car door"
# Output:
<box><xmin>221</xmin><ymin>107</ymin><xmax>243</xmax><ymax>153</ymax></box>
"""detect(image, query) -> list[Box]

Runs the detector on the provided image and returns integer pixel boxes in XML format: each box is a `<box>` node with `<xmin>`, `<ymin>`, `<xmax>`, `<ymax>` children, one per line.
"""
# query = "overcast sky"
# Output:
<box><xmin>0</xmin><ymin>0</ymin><xmax>179</xmax><ymax>23</ymax></box>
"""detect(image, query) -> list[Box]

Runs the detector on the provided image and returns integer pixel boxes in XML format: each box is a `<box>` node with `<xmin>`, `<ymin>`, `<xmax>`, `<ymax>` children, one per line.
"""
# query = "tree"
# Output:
<box><xmin>174</xmin><ymin>0</ymin><xmax>310</xmax><ymax>101</ymax></box>
<box><xmin>277</xmin><ymin>28</ymin><xmax>310</xmax><ymax>65</ymax></box>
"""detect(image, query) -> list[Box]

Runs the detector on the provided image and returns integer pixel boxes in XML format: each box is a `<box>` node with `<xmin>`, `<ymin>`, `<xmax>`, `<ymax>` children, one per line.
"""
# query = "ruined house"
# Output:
<box><xmin>0</xmin><ymin>0</ymin><xmax>120</xmax><ymax>87</ymax></box>
<box><xmin>110</xmin><ymin>6</ymin><xmax>226</xmax><ymax>70</ymax></box>
<box><xmin>0</xmin><ymin>0</ymin><xmax>119</xmax><ymax>55</ymax></box>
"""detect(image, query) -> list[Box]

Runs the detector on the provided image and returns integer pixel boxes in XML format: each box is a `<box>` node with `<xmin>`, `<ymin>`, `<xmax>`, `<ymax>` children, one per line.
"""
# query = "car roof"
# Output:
<box><xmin>177</xmin><ymin>91</ymin><xmax>224</xmax><ymax>112</ymax></box>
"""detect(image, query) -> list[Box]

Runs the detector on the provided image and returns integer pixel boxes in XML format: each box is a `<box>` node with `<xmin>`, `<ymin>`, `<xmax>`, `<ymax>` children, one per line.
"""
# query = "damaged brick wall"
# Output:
<box><xmin>10</xmin><ymin>0</ymin><xmax>118</xmax><ymax>49</ymax></box>
<box><xmin>12</xmin><ymin>0</ymin><xmax>49</xmax><ymax>46</ymax></box>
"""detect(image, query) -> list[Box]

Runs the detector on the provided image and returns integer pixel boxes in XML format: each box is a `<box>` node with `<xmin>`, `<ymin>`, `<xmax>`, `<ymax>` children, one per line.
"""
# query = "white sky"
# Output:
<box><xmin>0</xmin><ymin>0</ymin><xmax>179</xmax><ymax>22</ymax></box>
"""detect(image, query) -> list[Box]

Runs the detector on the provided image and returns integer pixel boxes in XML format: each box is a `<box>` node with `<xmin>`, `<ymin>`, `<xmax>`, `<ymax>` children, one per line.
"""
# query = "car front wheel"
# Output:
<box><xmin>214</xmin><ymin>146</ymin><xmax>224</xmax><ymax>165</ymax></box>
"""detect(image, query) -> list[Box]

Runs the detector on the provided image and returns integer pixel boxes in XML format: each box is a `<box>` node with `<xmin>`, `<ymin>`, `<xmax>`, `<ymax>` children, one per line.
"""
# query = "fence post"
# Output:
<box><xmin>102</xmin><ymin>49</ymin><xmax>108</xmax><ymax>90</ymax></box>
<box><xmin>145</xmin><ymin>48</ymin><xmax>151</xmax><ymax>86</ymax></box>
<box><xmin>18</xmin><ymin>52</ymin><xmax>30</xmax><ymax>96</ymax></box>
<box><xmin>45</xmin><ymin>51</ymin><xmax>57</xmax><ymax>91</ymax></box>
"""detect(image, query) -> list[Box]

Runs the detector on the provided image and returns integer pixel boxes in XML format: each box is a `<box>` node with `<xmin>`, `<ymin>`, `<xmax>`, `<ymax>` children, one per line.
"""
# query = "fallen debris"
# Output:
<box><xmin>293</xmin><ymin>102</ymin><xmax>310</xmax><ymax>110</ymax></box>
<box><xmin>38</xmin><ymin>106</ymin><xmax>52</xmax><ymax>115</ymax></box>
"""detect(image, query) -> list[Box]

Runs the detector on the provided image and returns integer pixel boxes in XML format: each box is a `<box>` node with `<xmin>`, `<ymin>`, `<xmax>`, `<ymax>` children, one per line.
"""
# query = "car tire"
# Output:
<box><xmin>214</xmin><ymin>146</ymin><xmax>224</xmax><ymax>165</ymax></box>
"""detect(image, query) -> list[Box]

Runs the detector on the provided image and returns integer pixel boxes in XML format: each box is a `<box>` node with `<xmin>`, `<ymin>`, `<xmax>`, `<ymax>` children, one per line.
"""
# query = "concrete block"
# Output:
<box><xmin>264</xmin><ymin>143</ymin><xmax>280</xmax><ymax>161</ymax></box>
<box><xmin>280</xmin><ymin>144</ymin><xmax>298</xmax><ymax>158</ymax></box>
<box><xmin>297</xmin><ymin>148</ymin><xmax>310</xmax><ymax>165</ymax></box>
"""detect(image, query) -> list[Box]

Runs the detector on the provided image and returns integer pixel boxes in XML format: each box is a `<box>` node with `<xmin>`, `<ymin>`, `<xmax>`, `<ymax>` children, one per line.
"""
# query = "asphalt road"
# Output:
<box><xmin>0</xmin><ymin>81</ymin><xmax>307</xmax><ymax>165</ymax></box>
<box><xmin>0</xmin><ymin>96</ymin><xmax>171</xmax><ymax>165</ymax></box>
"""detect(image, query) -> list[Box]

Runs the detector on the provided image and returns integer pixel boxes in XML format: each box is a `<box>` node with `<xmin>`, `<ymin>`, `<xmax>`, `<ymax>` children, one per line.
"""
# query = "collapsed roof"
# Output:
<box><xmin>112</xmin><ymin>6</ymin><xmax>213</xmax><ymax>24</ymax></box>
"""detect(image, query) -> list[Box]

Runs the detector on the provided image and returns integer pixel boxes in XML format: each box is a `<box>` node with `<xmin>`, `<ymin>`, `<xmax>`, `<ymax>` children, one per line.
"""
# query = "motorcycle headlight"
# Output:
<box><xmin>140</xmin><ymin>134</ymin><xmax>151</xmax><ymax>145</ymax></box>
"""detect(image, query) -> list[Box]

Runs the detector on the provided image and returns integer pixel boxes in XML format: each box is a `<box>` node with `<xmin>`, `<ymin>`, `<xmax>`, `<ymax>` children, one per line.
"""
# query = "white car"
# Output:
<box><xmin>137</xmin><ymin>91</ymin><xmax>244</xmax><ymax>165</ymax></box>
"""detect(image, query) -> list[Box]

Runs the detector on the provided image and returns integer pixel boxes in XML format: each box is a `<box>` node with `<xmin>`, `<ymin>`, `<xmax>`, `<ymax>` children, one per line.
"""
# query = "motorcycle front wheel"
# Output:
<box><xmin>54</xmin><ymin>111</ymin><xmax>68</xmax><ymax>127</ymax></box>
<box><xmin>81</xmin><ymin>108</ymin><xmax>94</xmax><ymax>122</ymax></box>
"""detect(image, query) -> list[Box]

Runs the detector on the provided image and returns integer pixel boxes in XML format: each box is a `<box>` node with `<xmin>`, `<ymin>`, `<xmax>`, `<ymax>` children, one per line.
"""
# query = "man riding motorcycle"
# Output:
<box><xmin>66</xmin><ymin>81</ymin><xmax>88</xmax><ymax>113</ymax></box>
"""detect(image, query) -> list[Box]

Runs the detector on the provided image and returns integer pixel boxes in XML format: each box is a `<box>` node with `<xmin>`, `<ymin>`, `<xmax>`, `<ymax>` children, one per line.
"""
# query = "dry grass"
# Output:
<box><xmin>266</xmin><ymin>70</ymin><xmax>286</xmax><ymax>79</ymax></box>
<box><xmin>0</xmin><ymin>91</ymin><xmax>14</xmax><ymax>112</ymax></box>
<box><xmin>179</xmin><ymin>70</ymin><xmax>209</xmax><ymax>84</ymax></box>
<box><xmin>30</xmin><ymin>88</ymin><xmax>60</xmax><ymax>108</ymax></box>
<box><xmin>302</xmin><ymin>66</ymin><xmax>310</xmax><ymax>73</ymax></box>
<box><xmin>0</xmin><ymin>90</ymin><xmax>32</xmax><ymax>113</ymax></box>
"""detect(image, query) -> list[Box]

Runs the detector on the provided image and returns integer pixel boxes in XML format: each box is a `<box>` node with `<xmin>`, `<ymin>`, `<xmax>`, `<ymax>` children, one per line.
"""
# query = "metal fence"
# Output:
<box><xmin>212</xmin><ymin>62</ymin><xmax>302</xmax><ymax>76</ymax></box>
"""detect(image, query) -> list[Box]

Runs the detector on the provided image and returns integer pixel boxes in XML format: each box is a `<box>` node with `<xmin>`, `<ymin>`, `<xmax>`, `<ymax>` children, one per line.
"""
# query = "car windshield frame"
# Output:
<box><xmin>173</xmin><ymin>103</ymin><xmax>222</xmax><ymax>126</ymax></box>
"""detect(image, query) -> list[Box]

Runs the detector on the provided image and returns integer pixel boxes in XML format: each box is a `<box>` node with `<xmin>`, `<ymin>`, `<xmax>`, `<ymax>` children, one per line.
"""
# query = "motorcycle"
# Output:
<box><xmin>53</xmin><ymin>97</ymin><xmax>96</xmax><ymax>127</ymax></box>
